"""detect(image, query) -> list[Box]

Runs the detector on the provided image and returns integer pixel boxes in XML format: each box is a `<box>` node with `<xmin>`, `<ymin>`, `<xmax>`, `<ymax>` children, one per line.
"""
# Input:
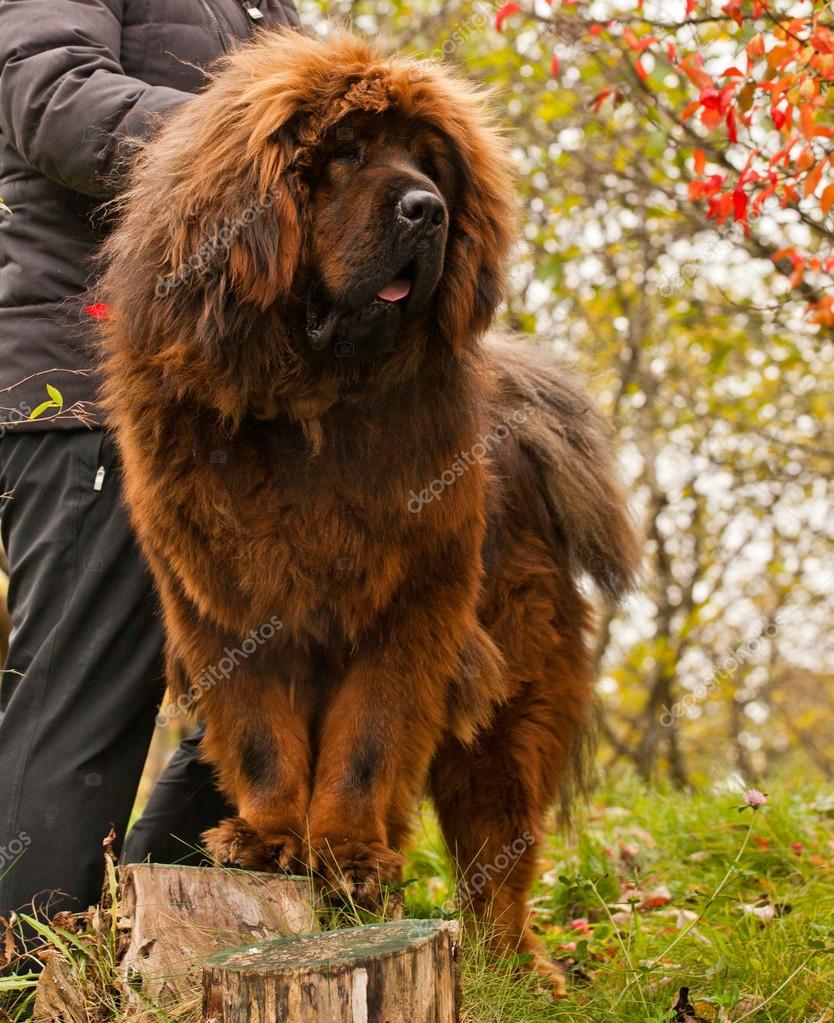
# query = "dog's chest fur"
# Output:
<box><xmin>136</xmin><ymin>363</ymin><xmax>489</xmax><ymax>646</ymax></box>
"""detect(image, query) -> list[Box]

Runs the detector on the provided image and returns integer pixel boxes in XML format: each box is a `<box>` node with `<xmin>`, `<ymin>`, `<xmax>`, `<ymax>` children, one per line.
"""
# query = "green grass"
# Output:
<box><xmin>3</xmin><ymin>774</ymin><xmax>833</xmax><ymax>1021</ymax></box>
<box><xmin>404</xmin><ymin>774</ymin><xmax>834</xmax><ymax>1021</ymax></box>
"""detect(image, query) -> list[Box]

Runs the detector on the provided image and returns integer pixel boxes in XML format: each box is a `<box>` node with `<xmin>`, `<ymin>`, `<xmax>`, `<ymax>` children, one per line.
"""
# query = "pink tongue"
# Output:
<box><xmin>377</xmin><ymin>278</ymin><xmax>412</xmax><ymax>302</ymax></box>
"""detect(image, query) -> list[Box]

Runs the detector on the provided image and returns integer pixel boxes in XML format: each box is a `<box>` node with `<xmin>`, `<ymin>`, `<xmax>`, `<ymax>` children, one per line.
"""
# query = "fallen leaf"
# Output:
<box><xmin>1</xmin><ymin>915</ymin><xmax>15</xmax><ymax>970</ymax></box>
<box><xmin>739</xmin><ymin>900</ymin><xmax>793</xmax><ymax>922</ymax></box>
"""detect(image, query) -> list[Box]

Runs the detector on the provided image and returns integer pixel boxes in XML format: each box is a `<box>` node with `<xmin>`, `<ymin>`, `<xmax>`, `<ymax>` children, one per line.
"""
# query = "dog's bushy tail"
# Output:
<box><xmin>485</xmin><ymin>336</ymin><xmax>641</xmax><ymax>603</ymax></box>
<box><xmin>483</xmin><ymin>337</ymin><xmax>641</xmax><ymax>823</ymax></box>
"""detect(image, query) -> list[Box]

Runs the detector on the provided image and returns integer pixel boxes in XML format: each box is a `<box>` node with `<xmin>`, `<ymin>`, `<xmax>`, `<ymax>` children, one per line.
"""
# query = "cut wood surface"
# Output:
<box><xmin>202</xmin><ymin>918</ymin><xmax>460</xmax><ymax>1023</ymax></box>
<box><xmin>119</xmin><ymin>863</ymin><xmax>318</xmax><ymax>1015</ymax></box>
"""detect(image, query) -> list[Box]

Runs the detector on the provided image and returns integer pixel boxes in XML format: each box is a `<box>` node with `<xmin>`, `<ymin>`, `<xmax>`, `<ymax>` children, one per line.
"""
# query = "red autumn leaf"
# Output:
<box><xmin>635</xmin><ymin>57</ymin><xmax>649</xmax><ymax>80</ymax></box>
<box><xmin>747</xmin><ymin>34</ymin><xmax>766</xmax><ymax>61</ymax></box>
<box><xmin>624</xmin><ymin>28</ymin><xmax>656</xmax><ymax>54</ymax></box>
<box><xmin>693</xmin><ymin>148</ymin><xmax>706</xmax><ymax>174</ymax></box>
<box><xmin>679</xmin><ymin>57</ymin><xmax>713</xmax><ymax>90</ymax></box>
<box><xmin>810</xmin><ymin>30</ymin><xmax>833</xmax><ymax>55</ymax></box>
<box><xmin>495</xmin><ymin>2</ymin><xmax>520</xmax><ymax>31</ymax></box>
<box><xmin>701</xmin><ymin>106</ymin><xmax>723</xmax><ymax>131</ymax></box>
<box><xmin>733</xmin><ymin>186</ymin><xmax>749</xmax><ymax>226</ymax></box>
<box><xmin>591</xmin><ymin>86</ymin><xmax>614</xmax><ymax>112</ymax></box>
<box><xmin>804</xmin><ymin>160</ymin><xmax>824</xmax><ymax>197</ymax></box>
<box><xmin>796</xmin><ymin>144</ymin><xmax>815</xmax><ymax>172</ymax></box>
<box><xmin>708</xmin><ymin>190</ymin><xmax>735</xmax><ymax>223</ymax></box>
<box><xmin>727</xmin><ymin>107</ymin><xmax>738</xmax><ymax>142</ymax></box>
<box><xmin>689</xmin><ymin>173</ymin><xmax>725</xmax><ymax>200</ymax></box>
<box><xmin>686</xmin><ymin>0</ymin><xmax>696</xmax><ymax>14</ymax></box>
<box><xmin>821</xmin><ymin>182</ymin><xmax>834</xmax><ymax>215</ymax></box>
<box><xmin>782</xmin><ymin>183</ymin><xmax>799</xmax><ymax>207</ymax></box>
<box><xmin>84</xmin><ymin>303</ymin><xmax>111</xmax><ymax>321</ymax></box>
<box><xmin>800</xmin><ymin>104</ymin><xmax>816</xmax><ymax>140</ymax></box>
<box><xmin>754</xmin><ymin>181</ymin><xmax>779</xmax><ymax>213</ymax></box>
<box><xmin>722</xmin><ymin>0</ymin><xmax>744</xmax><ymax>26</ymax></box>
<box><xmin>772</xmin><ymin>246</ymin><xmax>796</xmax><ymax>263</ymax></box>
<box><xmin>639</xmin><ymin>895</ymin><xmax>670</xmax><ymax>910</ymax></box>
<box><xmin>551</xmin><ymin>54</ymin><xmax>560</xmax><ymax>77</ymax></box>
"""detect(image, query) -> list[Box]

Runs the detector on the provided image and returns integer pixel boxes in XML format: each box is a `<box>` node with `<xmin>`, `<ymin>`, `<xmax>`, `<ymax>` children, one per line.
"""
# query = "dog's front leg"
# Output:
<box><xmin>200</xmin><ymin>673</ymin><xmax>313</xmax><ymax>873</ymax></box>
<box><xmin>306</xmin><ymin>587</ymin><xmax>494</xmax><ymax>903</ymax></box>
<box><xmin>168</xmin><ymin>630</ymin><xmax>315</xmax><ymax>872</ymax></box>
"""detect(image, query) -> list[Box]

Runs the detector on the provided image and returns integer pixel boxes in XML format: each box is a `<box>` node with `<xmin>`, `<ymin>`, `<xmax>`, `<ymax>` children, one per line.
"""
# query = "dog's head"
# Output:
<box><xmin>102</xmin><ymin>31</ymin><xmax>516</xmax><ymax>421</ymax></box>
<box><xmin>302</xmin><ymin>107</ymin><xmax>454</xmax><ymax>358</ymax></box>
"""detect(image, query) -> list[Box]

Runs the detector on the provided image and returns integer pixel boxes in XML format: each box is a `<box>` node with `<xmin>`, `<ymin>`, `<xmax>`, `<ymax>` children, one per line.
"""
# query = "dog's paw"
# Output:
<box><xmin>309</xmin><ymin>836</ymin><xmax>404</xmax><ymax>904</ymax></box>
<box><xmin>530</xmin><ymin>954</ymin><xmax>568</xmax><ymax>1000</ymax></box>
<box><xmin>203</xmin><ymin>817</ymin><xmax>303</xmax><ymax>872</ymax></box>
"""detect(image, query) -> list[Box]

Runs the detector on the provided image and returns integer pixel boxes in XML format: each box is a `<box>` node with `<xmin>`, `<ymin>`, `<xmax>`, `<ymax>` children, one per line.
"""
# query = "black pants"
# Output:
<box><xmin>0</xmin><ymin>429</ymin><xmax>230</xmax><ymax>922</ymax></box>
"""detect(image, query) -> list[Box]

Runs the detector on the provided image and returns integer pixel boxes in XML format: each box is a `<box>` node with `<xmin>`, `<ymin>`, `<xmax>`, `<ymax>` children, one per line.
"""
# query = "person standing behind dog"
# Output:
<box><xmin>0</xmin><ymin>0</ymin><xmax>298</xmax><ymax>927</ymax></box>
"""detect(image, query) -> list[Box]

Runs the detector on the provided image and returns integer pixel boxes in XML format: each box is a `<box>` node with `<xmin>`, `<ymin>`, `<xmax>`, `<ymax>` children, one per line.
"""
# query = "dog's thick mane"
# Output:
<box><xmin>98</xmin><ymin>31</ymin><xmax>516</xmax><ymax>436</ymax></box>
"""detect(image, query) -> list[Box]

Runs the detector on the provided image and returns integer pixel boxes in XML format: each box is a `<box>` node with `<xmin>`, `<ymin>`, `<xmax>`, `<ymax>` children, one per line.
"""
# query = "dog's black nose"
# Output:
<box><xmin>398</xmin><ymin>189</ymin><xmax>446</xmax><ymax>229</ymax></box>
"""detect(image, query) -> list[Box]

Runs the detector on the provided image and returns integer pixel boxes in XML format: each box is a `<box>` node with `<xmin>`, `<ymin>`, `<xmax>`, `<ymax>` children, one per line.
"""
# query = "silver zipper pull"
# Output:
<box><xmin>93</xmin><ymin>466</ymin><xmax>106</xmax><ymax>492</ymax></box>
<box><xmin>239</xmin><ymin>0</ymin><xmax>264</xmax><ymax>19</ymax></box>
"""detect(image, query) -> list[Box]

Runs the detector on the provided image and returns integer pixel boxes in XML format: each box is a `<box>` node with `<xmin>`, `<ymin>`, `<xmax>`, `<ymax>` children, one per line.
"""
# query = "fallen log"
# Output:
<box><xmin>202</xmin><ymin>918</ymin><xmax>460</xmax><ymax>1023</ymax></box>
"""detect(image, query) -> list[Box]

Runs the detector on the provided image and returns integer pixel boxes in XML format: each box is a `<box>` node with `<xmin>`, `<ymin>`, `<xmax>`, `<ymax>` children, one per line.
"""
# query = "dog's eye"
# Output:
<box><xmin>332</xmin><ymin>145</ymin><xmax>366</xmax><ymax>166</ymax></box>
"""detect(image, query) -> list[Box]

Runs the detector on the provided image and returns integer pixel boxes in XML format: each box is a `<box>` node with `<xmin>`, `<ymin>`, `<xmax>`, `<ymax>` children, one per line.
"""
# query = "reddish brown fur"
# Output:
<box><xmin>97</xmin><ymin>30</ymin><xmax>640</xmax><ymax>995</ymax></box>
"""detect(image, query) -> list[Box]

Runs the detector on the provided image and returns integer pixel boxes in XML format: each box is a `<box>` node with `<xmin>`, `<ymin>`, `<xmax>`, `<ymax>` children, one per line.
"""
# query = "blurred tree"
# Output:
<box><xmin>500</xmin><ymin>0</ymin><xmax>834</xmax><ymax>324</ymax></box>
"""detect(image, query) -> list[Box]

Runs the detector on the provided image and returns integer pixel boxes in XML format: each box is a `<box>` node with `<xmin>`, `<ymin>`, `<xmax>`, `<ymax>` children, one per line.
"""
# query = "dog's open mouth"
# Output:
<box><xmin>306</xmin><ymin>252</ymin><xmax>442</xmax><ymax>353</ymax></box>
<box><xmin>376</xmin><ymin>260</ymin><xmax>415</xmax><ymax>303</ymax></box>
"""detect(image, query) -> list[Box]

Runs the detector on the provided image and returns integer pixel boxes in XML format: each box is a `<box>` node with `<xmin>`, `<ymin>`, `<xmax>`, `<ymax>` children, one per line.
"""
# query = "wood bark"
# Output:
<box><xmin>202</xmin><ymin>918</ymin><xmax>461</xmax><ymax>1023</ymax></box>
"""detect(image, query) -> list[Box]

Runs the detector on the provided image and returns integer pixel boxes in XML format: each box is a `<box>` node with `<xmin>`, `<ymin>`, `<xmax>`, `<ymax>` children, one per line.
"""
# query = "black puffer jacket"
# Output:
<box><xmin>0</xmin><ymin>0</ymin><xmax>299</xmax><ymax>430</ymax></box>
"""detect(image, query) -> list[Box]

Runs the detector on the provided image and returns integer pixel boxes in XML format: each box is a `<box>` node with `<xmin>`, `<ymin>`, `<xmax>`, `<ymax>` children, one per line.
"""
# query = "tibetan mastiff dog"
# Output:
<box><xmin>99</xmin><ymin>30</ymin><xmax>639</xmax><ymax>995</ymax></box>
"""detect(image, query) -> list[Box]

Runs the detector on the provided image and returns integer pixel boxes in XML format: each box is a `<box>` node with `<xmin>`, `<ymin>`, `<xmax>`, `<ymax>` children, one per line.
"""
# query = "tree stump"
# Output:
<box><xmin>202</xmin><ymin>918</ymin><xmax>461</xmax><ymax>1023</ymax></box>
<box><xmin>119</xmin><ymin>864</ymin><xmax>318</xmax><ymax>1015</ymax></box>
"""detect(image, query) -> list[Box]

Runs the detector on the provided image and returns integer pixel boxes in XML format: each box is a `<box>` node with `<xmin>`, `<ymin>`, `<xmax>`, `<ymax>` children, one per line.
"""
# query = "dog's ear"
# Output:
<box><xmin>99</xmin><ymin>81</ymin><xmax>308</xmax><ymax>424</ymax></box>
<box><xmin>153</xmin><ymin>118</ymin><xmax>303</xmax><ymax>313</ymax></box>
<box><xmin>225</xmin><ymin>120</ymin><xmax>304</xmax><ymax>309</ymax></box>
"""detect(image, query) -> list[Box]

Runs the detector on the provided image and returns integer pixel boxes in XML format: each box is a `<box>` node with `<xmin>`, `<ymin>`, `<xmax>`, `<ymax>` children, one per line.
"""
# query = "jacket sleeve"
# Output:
<box><xmin>0</xmin><ymin>0</ymin><xmax>191</xmax><ymax>199</ymax></box>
